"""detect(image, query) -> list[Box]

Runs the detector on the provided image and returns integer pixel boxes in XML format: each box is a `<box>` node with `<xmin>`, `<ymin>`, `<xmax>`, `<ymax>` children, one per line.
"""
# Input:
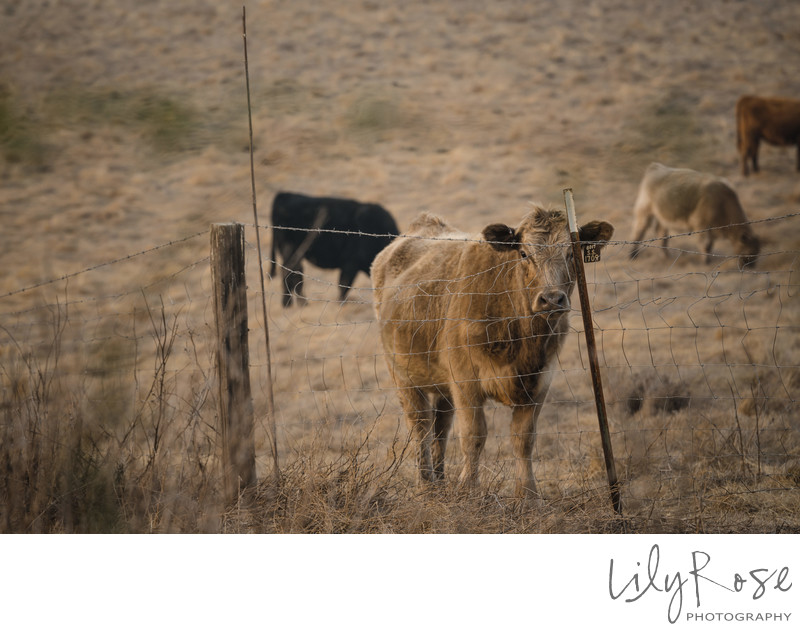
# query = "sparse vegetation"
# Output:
<box><xmin>0</xmin><ymin>86</ymin><xmax>48</xmax><ymax>167</ymax></box>
<box><xmin>0</xmin><ymin>82</ymin><xmax>218</xmax><ymax>171</ymax></box>
<box><xmin>346</xmin><ymin>94</ymin><xmax>403</xmax><ymax>132</ymax></box>
<box><xmin>0</xmin><ymin>300</ymin><xmax>220</xmax><ymax>533</ymax></box>
<box><xmin>44</xmin><ymin>86</ymin><xmax>205</xmax><ymax>153</ymax></box>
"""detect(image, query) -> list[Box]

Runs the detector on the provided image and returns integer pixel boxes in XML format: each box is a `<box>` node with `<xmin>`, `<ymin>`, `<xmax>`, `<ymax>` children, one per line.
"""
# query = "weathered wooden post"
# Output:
<box><xmin>210</xmin><ymin>222</ymin><xmax>257</xmax><ymax>501</ymax></box>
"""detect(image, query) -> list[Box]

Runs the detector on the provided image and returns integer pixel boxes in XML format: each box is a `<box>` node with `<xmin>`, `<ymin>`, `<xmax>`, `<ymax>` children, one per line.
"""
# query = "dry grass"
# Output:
<box><xmin>0</xmin><ymin>299</ymin><xmax>221</xmax><ymax>532</ymax></box>
<box><xmin>1</xmin><ymin>0</ymin><xmax>800</xmax><ymax>532</ymax></box>
<box><xmin>3</xmin><ymin>292</ymin><xmax>797</xmax><ymax>533</ymax></box>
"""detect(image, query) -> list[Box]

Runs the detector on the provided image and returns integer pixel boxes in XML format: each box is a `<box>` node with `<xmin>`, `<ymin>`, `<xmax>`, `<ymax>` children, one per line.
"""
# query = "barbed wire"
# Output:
<box><xmin>0</xmin><ymin>256</ymin><xmax>211</xmax><ymax>319</ymax></box>
<box><xmin>1</xmin><ymin>211</ymin><xmax>797</xmax><ymax>305</ymax></box>
<box><xmin>0</xmin><ymin>230</ymin><xmax>207</xmax><ymax>301</ymax></box>
<box><xmin>253</xmin><ymin>209</ymin><xmax>800</xmax><ymax>247</ymax></box>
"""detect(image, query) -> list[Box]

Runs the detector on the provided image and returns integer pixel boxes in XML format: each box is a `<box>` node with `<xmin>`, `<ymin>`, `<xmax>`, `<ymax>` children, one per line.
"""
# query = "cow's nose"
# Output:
<box><xmin>536</xmin><ymin>290</ymin><xmax>569</xmax><ymax>312</ymax></box>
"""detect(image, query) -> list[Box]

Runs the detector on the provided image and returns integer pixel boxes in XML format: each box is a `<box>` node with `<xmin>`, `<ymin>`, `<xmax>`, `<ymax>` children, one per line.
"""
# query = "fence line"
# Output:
<box><xmin>1</xmin><ymin>210</ymin><xmax>796</xmax><ymax>305</ymax></box>
<box><xmin>253</xmin><ymin>208</ymin><xmax>800</xmax><ymax>247</ymax></box>
<box><xmin>1</xmin><ymin>214</ymin><xmax>798</xmax><ymax>530</ymax></box>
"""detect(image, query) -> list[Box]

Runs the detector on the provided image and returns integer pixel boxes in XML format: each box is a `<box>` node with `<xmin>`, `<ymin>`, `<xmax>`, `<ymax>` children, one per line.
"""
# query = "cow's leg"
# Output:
<box><xmin>282</xmin><ymin>264</ymin><xmax>305</xmax><ymax>307</ymax></box>
<box><xmin>796</xmin><ymin>142</ymin><xmax>800</xmax><ymax>172</ymax></box>
<box><xmin>749</xmin><ymin>135</ymin><xmax>760</xmax><ymax>174</ymax></box>
<box><xmin>658</xmin><ymin>223</ymin><xmax>672</xmax><ymax>258</ymax></box>
<box><xmin>337</xmin><ymin>264</ymin><xmax>359</xmax><ymax>301</ymax></box>
<box><xmin>398</xmin><ymin>387</ymin><xmax>436</xmax><ymax>484</ymax></box>
<box><xmin>292</xmin><ymin>264</ymin><xmax>307</xmax><ymax>305</ymax></box>
<box><xmin>431</xmin><ymin>394</ymin><xmax>454</xmax><ymax>481</ymax></box>
<box><xmin>280</xmin><ymin>268</ymin><xmax>294</xmax><ymax>307</ymax></box>
<box><xmin>277</xmin><ymin>244</ymin><xmax>301</xmax><ymax>307</ymax></box>
<box><xmin>454</xmin><ymin>398</ymin><xmax>487</xmax><ymax>489</ymax></box>
<box><xmin>740</xmin><ymin>132</ymin><xmax>758</xmax><ymax>175</ymax></box>
<box><xmin>701</xmin><ymin>232</ymin><xmax>716</xmax><ymax>264</ymax></box>
<box><xmin>628</xmin><ymin>204</ymin><xmax>653</xmax><ymax>260</ymax></box>
<box><xmin>740</xmin><ymin>143</ymin><xmax>751</xmax><ymax>176</ymax></box>
<box><xmin>510</xmin><ymin>405</ymin><xmax>541</xmax><ymax>499</ymax></box>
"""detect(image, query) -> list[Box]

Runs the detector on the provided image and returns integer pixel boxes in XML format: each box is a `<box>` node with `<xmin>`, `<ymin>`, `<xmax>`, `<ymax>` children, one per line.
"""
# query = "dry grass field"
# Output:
<box><xmin>1</xmin><ymin>0</ymin><xmax>800</xmax><ymax>533</ymax></box>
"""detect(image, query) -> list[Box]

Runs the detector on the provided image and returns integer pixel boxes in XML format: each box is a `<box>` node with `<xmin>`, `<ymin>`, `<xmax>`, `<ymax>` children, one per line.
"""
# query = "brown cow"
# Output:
<box><xmin>628</xmin><ymin>162</ymin><xmax>760</xmax><ymax>267</ymax></box>
<box><xmin>371</xmin><ymin>207</ymin><xmax>614</xmax><ymax>499</ymax></box>
<box><xmin>736</xmin><ymin>95</ymin><xmax>800</xmax><ymax>176</ymax></box>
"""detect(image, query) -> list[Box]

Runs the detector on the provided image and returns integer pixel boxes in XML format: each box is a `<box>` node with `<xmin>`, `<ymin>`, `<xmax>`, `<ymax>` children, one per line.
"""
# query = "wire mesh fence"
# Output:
<box><xmin>263</xmin><ymin>214</ymin><xmax>799</xmax><ymax>523</ymax></box>
<box><xmin>1</xmin><ymin>214</ymin><xmax>798</xmax><ymax>532</ymax></box>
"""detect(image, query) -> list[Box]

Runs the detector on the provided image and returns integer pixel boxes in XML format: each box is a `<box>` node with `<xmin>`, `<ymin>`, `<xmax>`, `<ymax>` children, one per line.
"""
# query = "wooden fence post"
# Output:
<box><xmin>210</xmin><ymin>222</ymin><xmax>257</xmax><ymax>501</ymax></box>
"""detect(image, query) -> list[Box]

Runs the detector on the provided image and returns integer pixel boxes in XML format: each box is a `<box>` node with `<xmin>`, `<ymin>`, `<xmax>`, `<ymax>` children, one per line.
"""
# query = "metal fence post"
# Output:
<box><xmin>564</xmin><ymin>188</ymin><xmax>623</xmax><ymax>517</ymax></box>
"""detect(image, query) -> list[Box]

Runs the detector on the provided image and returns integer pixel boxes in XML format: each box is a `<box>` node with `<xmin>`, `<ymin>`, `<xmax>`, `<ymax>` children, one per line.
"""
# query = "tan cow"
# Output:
<box><xmin>736</xmin><ymin>95</ymin><xmax>800</xmax><ymax>176</ymax></box>
<box><xmin>371</xmin><ymin>207</ymin><xmax>614</xmax><ymax>498</ymax></box>
<box><xmin>628</xmin><ymin>162</ymin><xmax>760</xmax><ymax>267</ymax></box>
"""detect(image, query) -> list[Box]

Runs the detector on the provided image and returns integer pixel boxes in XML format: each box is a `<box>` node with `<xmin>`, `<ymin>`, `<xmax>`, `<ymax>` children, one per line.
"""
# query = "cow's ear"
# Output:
<box><xmin>578</xmin><ymin>221</ymin><xmax>614</xmax><ymax>248</ymax></box>
<box><xmin>483</xmin><ymin>223</ymin><xmax>520</xmax><ymax>251</ymax></box>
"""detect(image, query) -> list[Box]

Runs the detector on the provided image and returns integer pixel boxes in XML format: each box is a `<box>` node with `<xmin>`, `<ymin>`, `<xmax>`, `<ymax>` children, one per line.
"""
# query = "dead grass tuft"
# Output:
<box><xmin>0</xmin><ymin>85</ymin><xmax>48</xmax><ymax>168</ymax></box>
<box><xmin>0</xmin><ymin>299</ymin><xmax>221</xmax><ymax>533</ymax></box>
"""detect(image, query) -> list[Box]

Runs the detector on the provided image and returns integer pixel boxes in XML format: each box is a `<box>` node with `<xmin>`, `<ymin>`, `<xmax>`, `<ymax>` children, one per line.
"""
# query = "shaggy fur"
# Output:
<box><xmin>371</xmin><ymin>207</ymin><xmax>614</xmax><ymax>498</ymax></box>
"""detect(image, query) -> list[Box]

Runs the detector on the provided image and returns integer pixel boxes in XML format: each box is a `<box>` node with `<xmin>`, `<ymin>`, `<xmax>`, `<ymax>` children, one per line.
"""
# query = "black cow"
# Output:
<box><xmin>270</xmin><ymin>192</ymin><xmax>399</xmax><ymax>307</ymax></box>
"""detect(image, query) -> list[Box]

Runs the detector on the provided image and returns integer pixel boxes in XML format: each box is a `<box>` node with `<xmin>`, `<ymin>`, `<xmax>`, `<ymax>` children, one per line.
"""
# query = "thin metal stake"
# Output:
<box><xmin>564</xmin><ymin>188</ymin><xmax>622</xmax><ymax>517</ymax></box>
<box><xmin>243</xmin><ymin>6</ymin><xmax>279</xmax><ymax>481</ymax></box>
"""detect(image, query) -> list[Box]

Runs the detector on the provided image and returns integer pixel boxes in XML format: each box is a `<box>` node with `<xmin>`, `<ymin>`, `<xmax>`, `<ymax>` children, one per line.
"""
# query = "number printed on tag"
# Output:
<box><xmin>583</xmin><ymin>243</ymin><xmax>600</xmax><ymax>263</ymax></box>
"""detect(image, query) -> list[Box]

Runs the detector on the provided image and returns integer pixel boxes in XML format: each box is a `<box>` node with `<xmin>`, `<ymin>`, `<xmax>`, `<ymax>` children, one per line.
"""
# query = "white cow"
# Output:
<box><xmin>629</xmin><ymin>162</ymin><xmax>760</xmax><ymax>267</ymax></box>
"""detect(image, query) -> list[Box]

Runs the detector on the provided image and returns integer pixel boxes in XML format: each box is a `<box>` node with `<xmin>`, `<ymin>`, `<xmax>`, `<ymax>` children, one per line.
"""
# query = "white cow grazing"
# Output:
<box><xmin>628</xmin><ymin>162</ymin><xmax>760</xmax><ymax>267</ymax></box>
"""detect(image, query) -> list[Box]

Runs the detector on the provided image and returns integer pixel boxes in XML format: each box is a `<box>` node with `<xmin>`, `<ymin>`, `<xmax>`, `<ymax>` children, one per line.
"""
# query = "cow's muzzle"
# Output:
<box><xmin>534</xmin><ymin>289</ymin><xmax>570</xmax><ymax>314</ymax></box>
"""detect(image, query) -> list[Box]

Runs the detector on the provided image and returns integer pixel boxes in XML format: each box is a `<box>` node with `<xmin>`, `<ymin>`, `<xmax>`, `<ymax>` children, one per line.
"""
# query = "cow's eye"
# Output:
<box><xmin>520</xmin><ymin>250</ymin><xmax>528</xmax><ymax>260</ymax></box>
